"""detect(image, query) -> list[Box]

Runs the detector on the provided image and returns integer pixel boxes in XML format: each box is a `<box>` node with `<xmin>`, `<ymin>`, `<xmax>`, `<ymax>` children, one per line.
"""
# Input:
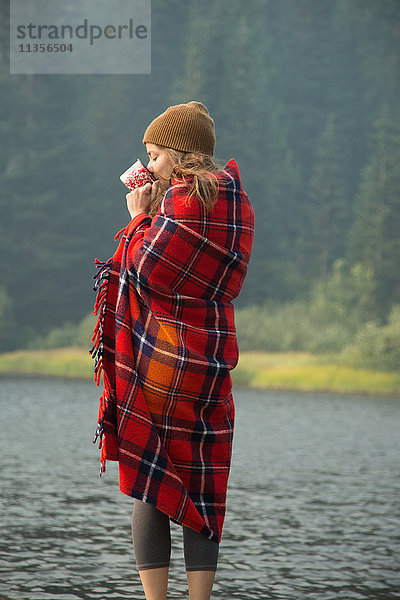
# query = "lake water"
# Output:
<box><xmin>0</xmin><ymin>377</ymin><xmax>399</xmax><ymax>600</ymax></box>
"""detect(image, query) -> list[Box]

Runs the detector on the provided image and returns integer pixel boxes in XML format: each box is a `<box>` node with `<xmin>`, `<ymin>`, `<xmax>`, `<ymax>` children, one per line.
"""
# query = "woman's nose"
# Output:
<box><xmin>147</xmin><ymin>160</ymin><xmax>153</xmax><ymax>172</ymax></box>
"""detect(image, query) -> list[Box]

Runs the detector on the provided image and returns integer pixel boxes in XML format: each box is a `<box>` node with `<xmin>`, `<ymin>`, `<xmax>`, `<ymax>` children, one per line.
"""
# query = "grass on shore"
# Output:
<box><xmin>233</xmin><ymin>351</ymin><xmax>400</xmax><ymax>396</ymax></box>
<box><xmin>0</xmin><ymin>347</ymin><xmax>399</xmax><ymax>397</ymax></box>
<box><xmin>0</xmin><ymin>347</ymin><xmax>93</xmax><ymax>379</ymax></box>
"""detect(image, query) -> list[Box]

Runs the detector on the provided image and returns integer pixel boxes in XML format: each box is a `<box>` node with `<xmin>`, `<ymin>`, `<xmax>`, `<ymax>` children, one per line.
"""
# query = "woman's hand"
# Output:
<box><xmin>126</xmin><ymin>180</ymin><xmax>159</xmax><ymax>220</ymax></box>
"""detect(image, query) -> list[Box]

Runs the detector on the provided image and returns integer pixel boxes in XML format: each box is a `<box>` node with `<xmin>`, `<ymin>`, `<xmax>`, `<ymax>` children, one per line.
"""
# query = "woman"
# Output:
<box><xmin>91</xmin><ymin>101</ymin><xmax>255</xmax><ymax>600</ymax></box>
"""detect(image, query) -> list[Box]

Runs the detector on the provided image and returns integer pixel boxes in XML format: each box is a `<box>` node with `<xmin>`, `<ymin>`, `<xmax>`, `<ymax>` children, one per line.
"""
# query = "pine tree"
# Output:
<box><xmin>301</xmin><ymin>113</ymin><xmax>347</xmax><ymax>280</ymax></box>
<box><xmin>347</xmin><ymin>104</ymin><xmax>400</xmax><ymax>317</ymax></box>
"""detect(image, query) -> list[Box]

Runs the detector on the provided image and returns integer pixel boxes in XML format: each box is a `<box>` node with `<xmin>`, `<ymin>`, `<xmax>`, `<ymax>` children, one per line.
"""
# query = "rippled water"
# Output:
<box><xmin>0</xmin><ymin>376</ymin><xmax>399</xmax><ymax>599</ymax></box>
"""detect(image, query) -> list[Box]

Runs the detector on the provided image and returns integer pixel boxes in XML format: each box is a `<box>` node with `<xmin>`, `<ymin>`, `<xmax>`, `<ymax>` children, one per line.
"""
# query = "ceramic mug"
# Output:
<box><xmin>120</xmin><ymin>159</ymin><xmax>155</xmax><ymax>190</ymax></box>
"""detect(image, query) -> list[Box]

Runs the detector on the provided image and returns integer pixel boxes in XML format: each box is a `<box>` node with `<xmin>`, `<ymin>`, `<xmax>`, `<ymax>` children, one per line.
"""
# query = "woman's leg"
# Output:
<box><xmin>186</xmin><ymin>571</ymin><xmax>216</xmax><ymax>600</ymax></box>
<box><xmin>131</xmin><ymin>500</ymin><xmax>171</xmax><ymax>600</ymax></box>
<box><xmin>183</xmin><ymin>526</ymin><xmax>219</xmax><ymax>600</ymax></box>
<box><xmin>137</xmin><ymin>568</ymin><xmax>169</xmax><ymax>600</ymax></box>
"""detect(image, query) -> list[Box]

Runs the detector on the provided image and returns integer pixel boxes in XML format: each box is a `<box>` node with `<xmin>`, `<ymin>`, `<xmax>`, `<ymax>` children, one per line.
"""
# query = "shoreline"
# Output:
<box><xmin>0</xmin><ymin>347</ymin><xmax>399</xmax><ymax>398</ymax></box>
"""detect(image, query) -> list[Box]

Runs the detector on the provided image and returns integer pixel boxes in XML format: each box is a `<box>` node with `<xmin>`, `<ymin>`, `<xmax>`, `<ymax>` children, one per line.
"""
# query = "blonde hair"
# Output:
<box><xmin>149</xmin><ymin>146</ymin><xmax>222</xmax><ymax>217</ymax></box>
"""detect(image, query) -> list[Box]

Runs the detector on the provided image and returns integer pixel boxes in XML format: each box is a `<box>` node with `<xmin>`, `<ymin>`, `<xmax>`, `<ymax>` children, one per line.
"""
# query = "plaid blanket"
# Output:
<box><xmin>91</xmin><ymin>158</ymin><xmax>254</xmax><ymax>542</ymax></box>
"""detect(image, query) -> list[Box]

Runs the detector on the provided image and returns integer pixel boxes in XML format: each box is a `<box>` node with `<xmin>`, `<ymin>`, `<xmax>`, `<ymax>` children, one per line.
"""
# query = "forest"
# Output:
<box><xmin>1</xmin><ymin>0</ymin><xmax>399</xmax><ymax>371</ymax></box>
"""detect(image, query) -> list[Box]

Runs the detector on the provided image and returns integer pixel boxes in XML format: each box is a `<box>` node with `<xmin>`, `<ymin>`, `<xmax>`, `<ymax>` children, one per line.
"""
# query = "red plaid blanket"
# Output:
<box><xmin>91</xmin><ymin>158</ymin><xmax>254</xmax><ymax>542</ymax></box>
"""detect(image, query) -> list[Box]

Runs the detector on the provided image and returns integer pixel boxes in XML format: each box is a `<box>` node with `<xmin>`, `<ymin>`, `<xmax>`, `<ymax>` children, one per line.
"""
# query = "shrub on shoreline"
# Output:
<box><xmin>235</xmin><ymin>301</ymin><xmax>400</xmax><ymax>372</ymax></box>
<box><xmin>339</xmin><ymin>305</ymin><xmax>400</xmax><ymax>371</ymax></box>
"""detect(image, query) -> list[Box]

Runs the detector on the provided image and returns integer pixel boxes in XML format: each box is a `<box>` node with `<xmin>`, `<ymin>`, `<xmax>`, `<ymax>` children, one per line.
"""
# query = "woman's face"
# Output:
<box><xmin>146</xmin><ymin>143</ymin><xmax>174</xmax><ymax>183</ymax></box>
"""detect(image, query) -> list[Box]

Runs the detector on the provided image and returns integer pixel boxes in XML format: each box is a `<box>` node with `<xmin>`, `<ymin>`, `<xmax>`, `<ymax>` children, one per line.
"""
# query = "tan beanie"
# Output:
<box><xmin>142</xmin><ymin>101</ymin><xmax>215</xmax><ymax>156</ymax></box>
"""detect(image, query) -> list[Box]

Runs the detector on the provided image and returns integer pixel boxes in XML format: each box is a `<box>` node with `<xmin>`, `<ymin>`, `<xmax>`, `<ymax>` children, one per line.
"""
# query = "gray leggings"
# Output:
<box><xmin>131</xmin><ymin>500</ymin><xmax>219</xmax><ymax>571</ymax></box>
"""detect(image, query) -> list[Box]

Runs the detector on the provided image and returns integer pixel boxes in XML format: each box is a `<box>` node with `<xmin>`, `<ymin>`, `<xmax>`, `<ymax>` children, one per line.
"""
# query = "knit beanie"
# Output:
<box><xmin>142</xmin><ymin>101</ymin><xmax>215</xmax><ymax>156</ymax></box>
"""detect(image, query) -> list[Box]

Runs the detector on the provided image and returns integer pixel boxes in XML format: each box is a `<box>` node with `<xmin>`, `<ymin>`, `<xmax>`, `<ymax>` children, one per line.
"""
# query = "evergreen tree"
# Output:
<box><xmin>301</xmin><ymin>113</ymin><xmax>347</xmax><ymax>280</ymax></box>
<box><xmin>339</xmin><ymin>0</ymin><xmax>400</xmax><ymax>112</ymax></box>
<box><xmin>347</xmin><ymin>104</ymin><xmax>400</xmax><ymax>317</ymax></box>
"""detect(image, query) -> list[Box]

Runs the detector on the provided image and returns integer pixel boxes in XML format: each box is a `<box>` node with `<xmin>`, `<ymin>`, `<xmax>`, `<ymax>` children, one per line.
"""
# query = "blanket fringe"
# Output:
<box><xmin>89</xmin><ymin>257</ymin><xmax>113</xmax><ymax>477</ymax></box>
<box><xmin>114</xmin><ymin>225</ymin><xmax>127</xmax><ymax>241</ymax></box>
<box><xmin>92</xmin><ymin>385</ymin><xmax>112</xmax><ymax>476</ymax></box>
<box><xmin>89</xmin><ymin>257</ymin><xmax>112</xmax><ymax>386</ymax></box>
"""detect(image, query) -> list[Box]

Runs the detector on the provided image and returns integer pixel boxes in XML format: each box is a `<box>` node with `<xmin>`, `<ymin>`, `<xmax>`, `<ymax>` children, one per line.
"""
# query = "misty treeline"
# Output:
<box><xmin>1</xmin><ymin>0</ymin><xmax>399</xmax><ymax>368</ymax></box>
